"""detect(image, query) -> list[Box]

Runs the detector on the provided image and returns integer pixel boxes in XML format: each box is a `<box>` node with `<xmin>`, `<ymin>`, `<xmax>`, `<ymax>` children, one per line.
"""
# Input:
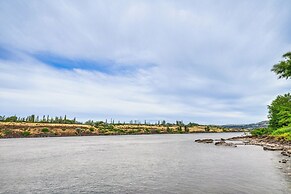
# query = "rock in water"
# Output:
<box><xmin>194</xmin><ymin>139</ymin><xmax>214</xmax><ymax>143</ymax></box>
<box><xmin>214</xmin><ymin>141</ymin><xmax>237</xmax><ymax>147</ymax></box>
<box><xmin>281</xmin><ymin>151</ymin><xmax>290</xmax><ymax>157</ymax></box>
<box><xmin>281</xmin><ymin>159</ymin><xmax>288</xmax><ymax>163</ymax></box>
<box><xmin>263</xmin><ymin>146</ymin><xmax>283</xmax><ymax>151</ymax></box>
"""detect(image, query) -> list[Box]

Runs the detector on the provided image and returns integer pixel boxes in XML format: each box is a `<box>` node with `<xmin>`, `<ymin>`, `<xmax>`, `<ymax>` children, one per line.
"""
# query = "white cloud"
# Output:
<box><xmin>0</xmin><ymin>0</ymin><xmax>290</xmax><ymax>124</ymax></box>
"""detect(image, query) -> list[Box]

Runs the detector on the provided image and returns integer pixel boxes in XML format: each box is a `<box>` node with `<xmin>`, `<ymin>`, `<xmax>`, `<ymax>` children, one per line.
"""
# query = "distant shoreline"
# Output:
<box><xmin>0</xmin><ymin>122</ymin><xmax>245</xmax><ymax>139</ymax></box>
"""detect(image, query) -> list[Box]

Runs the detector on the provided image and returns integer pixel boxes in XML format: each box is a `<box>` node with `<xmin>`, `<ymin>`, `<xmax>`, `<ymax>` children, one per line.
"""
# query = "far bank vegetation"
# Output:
<box><xmin>0</xmin><ymin>116</ymin><xmax>241</xmax><ymax>138</ymax></box>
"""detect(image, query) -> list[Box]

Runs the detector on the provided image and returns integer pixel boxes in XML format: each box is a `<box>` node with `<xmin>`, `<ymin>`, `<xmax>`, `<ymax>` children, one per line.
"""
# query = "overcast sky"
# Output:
<box><xmin>0</xmin><ymin>0</ymin><xmax>290</xmax><ymax>124</ymax></box>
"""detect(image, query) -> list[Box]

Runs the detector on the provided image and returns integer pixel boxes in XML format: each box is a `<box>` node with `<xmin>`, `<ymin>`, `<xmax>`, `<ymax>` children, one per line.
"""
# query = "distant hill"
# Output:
<box><xmin>221</xmin><ymin>121</ymin><xmax>268</xmax><ymax>130</ymax></box>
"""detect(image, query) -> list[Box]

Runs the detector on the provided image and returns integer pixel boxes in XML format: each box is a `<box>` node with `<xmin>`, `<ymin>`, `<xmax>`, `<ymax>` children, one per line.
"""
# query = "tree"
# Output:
<box><xmin>268</xmin><ymin>93</ymin><xmax>291</xmax><ymax>129</ymax></box>
<box><xmin>271</xmin><ymin>52</ymin><xmax>291</xmax><ymax>79</ymax></box>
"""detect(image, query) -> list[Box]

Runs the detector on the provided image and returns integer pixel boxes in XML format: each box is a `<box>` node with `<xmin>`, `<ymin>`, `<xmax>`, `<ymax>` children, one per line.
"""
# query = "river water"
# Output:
<box><xmin>0</xmin><ymin>133</ymin><xmax>290</xmax><ymax>193</ymax></box>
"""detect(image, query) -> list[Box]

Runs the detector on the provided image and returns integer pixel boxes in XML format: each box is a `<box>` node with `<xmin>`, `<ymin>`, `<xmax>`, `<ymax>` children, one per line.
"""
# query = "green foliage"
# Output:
<box><xmin>0</xmin><ymin>114</ymin><xmax>79</xmax><ymax>124</ymax></box>
<box><xmin>3</xmin><ymin>129</ymin><xmax>12</xmax><ymax>135</ymax></box>
<box><xmin>4</xmin><ymin>116</ymin><xmax>18</xmax><ymax>122</ymax></box>
<box><xmin>75</xmin><ymin>128</ymin><xmax>82</xmax><ymax>134</ymax></box>
<box><xmin>250</xmin><ymin>128</ymin><xmax>274</xmax><ymax>136</ymax></box>
<box><xmin>187</xmin><ymin>122</ymin><xmax>199</xmax><ymax>127</ymax></box>
<box><xmin>41</xmin><ymin>128</ymin><xmax>49</xmax><ymax>133</ymax></box>
<box><xmin>22</xmin><ymin>131</ymin><xmax>30</xmax><ymax>137</ymax></box>
<box><xmin>268</xmin><ymin>93</ymin><xmax>291</xmax><ymax>129</ymax></box>
<box><xmin>85</xmin><ymin>120</ymin><xmax>94</xmax><ymax>126</ymax></box>
<box><xmin>89</xmin><ymin>127</ymin><xmax>95</xmax><ymax>132</ymax></box>
<box><xmin>205</xmin><ymin>126</ymin><xmax>210</xmax><ymax>132</ymax></box>
<box><xmin>271</xmin><ymin>126</ymin><xmax>291</xmax><ymax>140</ymax></box>
<box><xmin>271</xmin><ymin>52</ymin><xmax>291</xmax><ymax>79</ymax></box>
<box><xmin>271</xmin><ymin>126</ymin><xmax>291</xmax><ymax>135</ymax></box>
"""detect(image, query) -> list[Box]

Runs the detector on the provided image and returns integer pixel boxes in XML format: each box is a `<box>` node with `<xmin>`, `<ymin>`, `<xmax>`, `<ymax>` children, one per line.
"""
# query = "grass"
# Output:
<box><xmin>251</xmin><ymin>126</ymin><xmax>291</xmax><ymax>141</ymax></box>
<box><xmin>271</xmin><ymin>126</ymin><xmax>291</xmax><ymax>141</ymax></box>
<box><xmin>250</xmin><ymin>128</ymin><xmax>274</xmax><ymax>136</ymax></box>
<box><xmin>22</xmin><ymin>131</ymin><xmax>30</xmax><ymax>137</ymax></box>
<box><xmin>41</xmin><ymin>128</ymin><xmax>49</xmax><ymax>133</ymax></box>
<box><xmin>3</xmin><ymin>129</ymin><xmax>12</xmax><ymax>135</ymax></box>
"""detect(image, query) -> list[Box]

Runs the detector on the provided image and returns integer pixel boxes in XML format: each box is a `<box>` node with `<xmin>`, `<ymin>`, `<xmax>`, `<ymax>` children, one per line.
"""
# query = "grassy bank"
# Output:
<box><xmin>251</xmin><ymin>126</ymin><xmax>291</xmax><ymax>141</ymax></box>
<box><xmin>0</xmin><ymin>122</ymin><xmax>243</xmax><ymax>138</ymax></box>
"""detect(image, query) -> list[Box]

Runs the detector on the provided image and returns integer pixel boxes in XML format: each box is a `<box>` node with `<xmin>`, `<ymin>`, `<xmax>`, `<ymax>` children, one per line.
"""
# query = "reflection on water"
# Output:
<box><xmin>0</xmin><ymin>133</ymin><xmax>290</xmax><ymax>193</ymax></box>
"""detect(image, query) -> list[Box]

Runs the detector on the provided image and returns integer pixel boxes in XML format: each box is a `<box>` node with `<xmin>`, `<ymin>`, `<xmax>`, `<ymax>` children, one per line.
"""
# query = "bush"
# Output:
<box><xmin>89</xmin><ymin>127</ymin><xmax>94</xmax><ymax>132</ymax></box>
<box><xmin>3</xmin><ymin>129</ymin><xmax>12</xmax><ymax>135</ymax></box>
<box><xmin>41</xmin><ymin>128</ymin><xmax>49</xmax><ymax>133</ymax></box>
<box><xmin>270</xmin><ymin>126</ymin><xmax>291</xmax><ymax>141</ymax></box>
<box><xmin>268</xmin><ymin>93</ymin><xmax>291</xmax><ymax>129</ymax></box>
<box><xmin>22</xmin><ymin>131</ymin><xmax>30</xmax><ymax>137</ymax></box>
<box><xmin>75</xmin><ymin>128</ymin><xmax>82</xmax><ymax>134</ymax></box>
<box><xmin>251</xmin><ymin>128</ymin><xmax>274</xmax><ymax>136</ymax></box>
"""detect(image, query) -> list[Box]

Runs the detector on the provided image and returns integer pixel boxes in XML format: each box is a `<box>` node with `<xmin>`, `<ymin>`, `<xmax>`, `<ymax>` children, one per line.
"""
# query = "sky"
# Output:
<box><xmin>0</xmin><ymin>0</ymin><xmax>290</xmax><ymax>124</ymax></box>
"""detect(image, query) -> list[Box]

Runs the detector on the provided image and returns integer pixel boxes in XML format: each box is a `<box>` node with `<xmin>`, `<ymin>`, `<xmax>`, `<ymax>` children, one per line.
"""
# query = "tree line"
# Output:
<box><xmin>0</xmin><ymin>115</ymin><xmax>78</xmax><ymax>124</ymax></box>
<box><xmin>252</xmin><ymin>51</ymin><xmax>291</xmax><ymax>137</ymax></box>
<box><xmin>0</xmin><ymin>115</ymin><xmax>201</xmax><ymax>127</ymax></box>
<box><xmin>269</xmin><ymin>52</ymin><xmax>291</xmax><ymax>129</ymax></box>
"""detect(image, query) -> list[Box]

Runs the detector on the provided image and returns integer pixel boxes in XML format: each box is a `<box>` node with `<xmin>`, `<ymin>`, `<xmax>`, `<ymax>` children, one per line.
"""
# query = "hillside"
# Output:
<box><xmin>222</xmin><ymin>121</ymin><xmax>268</xmax><ymax>130</ymax></box>
<box><xmin>0</xmin><ymin>122</ymin><xmax>243</xmax><ymax>138</ymax></box>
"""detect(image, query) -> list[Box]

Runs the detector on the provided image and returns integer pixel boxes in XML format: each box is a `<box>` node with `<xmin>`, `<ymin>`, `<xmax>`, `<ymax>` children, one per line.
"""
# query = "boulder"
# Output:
<box><xmin>281</xmin><ymin>151</ymin><xmax>290</xmax><ymax>157</ymax></box>
<box><xmin>215</xmin><ymin>141</ymin><xmax>237</xmax><ymax>147</ymax></box>
<box><xmin>263</xmin><ymin>146</ymin><xmax>283</xmax><ymax>151</ymax></box>
<box><xmin>195</xmin><ymin>139</ymin><xmax>214</xmax><ymax>143</ymax></box>
<box><xmin>281</xmin><ymin>159</ymin><xmax>288</xmax><ymax>163</ymax></box>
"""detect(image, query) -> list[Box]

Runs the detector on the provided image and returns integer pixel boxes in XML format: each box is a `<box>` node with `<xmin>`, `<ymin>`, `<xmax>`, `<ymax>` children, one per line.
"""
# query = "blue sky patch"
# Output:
<box><xmin>0</xmin><ymin>46</ymin><xmax>15</xmax><ymax>60</ymax></box>
<box><xmin>33</xmin><ymin>52</ymin><xmax>147</xmax><ymax>75</ymax></box>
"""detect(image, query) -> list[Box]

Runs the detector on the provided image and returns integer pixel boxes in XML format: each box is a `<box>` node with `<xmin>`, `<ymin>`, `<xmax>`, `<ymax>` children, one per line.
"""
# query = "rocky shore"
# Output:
<box><xmin>195</xmin><ymin>135</ymin><xmax>291</xmax><ymax>178</ymax></box>
<box><xmin>227</xmin><ymin>135</ymin><xmax>291</xmax><ymax>157</ymax></box>
<box><xmin>194</xmin><ymin>138</ymin><xmax>238</xmax><ymax>147</ymax></box>
<box><xmin>195</xmin><ymin>135</ymin><xmax>291</xmax><ymax>164</ymax></box>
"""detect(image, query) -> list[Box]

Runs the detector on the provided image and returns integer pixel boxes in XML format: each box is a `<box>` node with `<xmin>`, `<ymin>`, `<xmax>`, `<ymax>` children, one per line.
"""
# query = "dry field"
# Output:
<box><xmin>0</xmin><ymin>122</ymin><xmax>233</xmax><ymax>138</ymax></box>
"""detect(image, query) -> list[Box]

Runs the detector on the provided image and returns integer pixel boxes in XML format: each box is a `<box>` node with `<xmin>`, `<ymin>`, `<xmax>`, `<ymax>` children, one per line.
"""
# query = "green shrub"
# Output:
<box><xmin>205</xmin><ymin>126</ymin><xmax>210</xmax><ymax>132</ymax></box>
<box><xmin>89</xmin><ymin>127</ymin><xmax>94</xmax><ymax>132</ymax></box>
<box><xmin>268</xmin><ymin>93</ymin><xmax>291</xmax><ymax>129</ymax></box>
<box><xmin>270</xmin><ymin>126</ymin><xmax>291</xmax><ymax>140</ymax></box>
<box><xmin>41</xmin><ymin>128</ymin><xmax>49</xmax><ymax>133</ymax></box>
<box><xmin>62</xmin><ymin>128</ymin><xmax>66</xmax><ymax>131</ymax></box>
<box><xmin>251</xmin><ymin>128</ymin><xmax>274</xmax><ymax>136</ymax></box>
<box><xmin>22</xmin><ymin>131</ymin><xmax>30</xmax><ymax>137</ymax></box>
<box><xmin>271</xmin><ymin>126</ymin><xmax>291</xmax><ymax>135</ymax></box>
<box><xmin>3</xmin><ymin>129</ymin><xmax>12</xmax><ymax>135</ymax></box>
<box><xmin>75</xmin><ymin>128</ymin><xmax>82</xmax><ymax>134</ymax></box>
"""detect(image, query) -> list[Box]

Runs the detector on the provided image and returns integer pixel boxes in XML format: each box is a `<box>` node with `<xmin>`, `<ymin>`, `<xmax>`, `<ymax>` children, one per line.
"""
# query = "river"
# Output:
<box><xmin>0</xmin><ymin>133</ymin><xmax>290</xmax><ymax>193</ymax></box>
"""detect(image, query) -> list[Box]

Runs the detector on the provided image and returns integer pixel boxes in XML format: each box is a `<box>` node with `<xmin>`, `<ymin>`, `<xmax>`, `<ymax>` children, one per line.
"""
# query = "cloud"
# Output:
<box><xmin>0</xmin><ymin>0</ymin><xmax>290</xmax><ymax>124</ymax></box>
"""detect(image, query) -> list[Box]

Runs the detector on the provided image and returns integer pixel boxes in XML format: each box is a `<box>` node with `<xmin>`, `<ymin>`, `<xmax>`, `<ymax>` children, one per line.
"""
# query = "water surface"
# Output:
<box><xmin>0</xmin><ymin>133</ymin><xmax>290</xmax><ymax>193</ymax></box>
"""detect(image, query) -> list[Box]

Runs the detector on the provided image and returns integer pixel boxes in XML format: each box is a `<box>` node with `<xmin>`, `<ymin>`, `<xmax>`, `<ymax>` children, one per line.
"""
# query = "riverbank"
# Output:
<box><xmin>227</xmin><ymin>135</ymin><xmax>291</xmax><ymax>157</ymax></box>
<box><xmin>195</xmin><ymin>134</ymin><xmax>291</xmax><ymax>179</ymax></box>
<box><xmin>0</xmin><ymin>122</ymin><xmax>245</xmax><ymax>138</ymax></box>
<box><xmin>195</xmin><ymin>134</ymin><xmax>291</xmax><ymax>158</ymax></box>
